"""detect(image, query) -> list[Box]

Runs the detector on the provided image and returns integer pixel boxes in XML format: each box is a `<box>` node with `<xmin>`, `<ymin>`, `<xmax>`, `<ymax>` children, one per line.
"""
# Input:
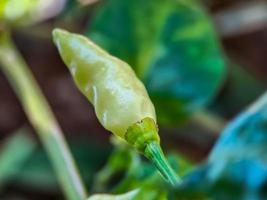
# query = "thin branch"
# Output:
<box><xmin>191</xmin><ymin>110</ymin><xmax>227</xmax><ymax>135</ymax></box>
<box><xmin>0</xmin><ymin>31</ymin><xmax>87</xmax><ymax>200</ymax></box>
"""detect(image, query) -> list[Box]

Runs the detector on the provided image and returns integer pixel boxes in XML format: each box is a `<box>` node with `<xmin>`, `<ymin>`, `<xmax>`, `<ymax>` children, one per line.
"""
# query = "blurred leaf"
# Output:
<box><xmin>87</xmin><ymin>189</ymin><xmax>139</xmax><ymax>200</ymax></box>
<box><xmin>110</xmin><ymin>150</ymin><xmax>193</xmax><ymax>199</ymax></box>
<box><xmin>0</xmin><ymin>0</ymin><xmax>35</xmax><ymax>23</ymax></box>
<box><xmin>91</xmin><ymin>136</ymin><xmax>194</xmax><ymax>199</ymax></box>
<box><xmin>0</xmin><ymin>0</ymin><xmax>65</xmax><ymax>27</ymax></box>
<box><xmin>119</xmin><ymin>156</ymin><xmax>193</xmax><ymax>200</ymax></box>
<box><xmin>93</xmin><ymin>144</ymin><xmax>141</xmax><ymax>192</ymax></box>
<box><xmin>173</xmin><ymin>92</ymin><xmax>267</xmax><ymax>199</ymax></box>
<box><xmin>15</xmin><ymin>146</ymin><xmax>58</xmax><ymax>191</ymax></box>
<box><xmin>110</xmin><ymin>161</ymin><xmax>169</xmax><ymax>200</ymax></box>
<box><xmin>209</xmin><ymin>63</ymin><xmax>266</xmax><ymax>118</ymax></box>
<box><xmin>0</xmin><ymin>128</ymin><xmax>36</xmax><ymax>185</ymax></box>
<box><xmin>131</xmin><ymin>155</ymin><xmax>194</xmax><ymax>200</ymax></box>
<box><xmin>87</xmin><ymin>0</ymin><xmax>226</xmax><ymax>126</ymax></box>
<box><xmin>11</xmin><ymin>138</ymin><xmax>110</xmax><ymax>192</ymax></box>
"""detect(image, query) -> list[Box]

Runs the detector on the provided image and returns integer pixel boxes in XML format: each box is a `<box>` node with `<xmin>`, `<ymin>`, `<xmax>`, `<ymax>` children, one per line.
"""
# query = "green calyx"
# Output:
<box><xmin>125</xmin><ymin>117</ymin><xmax>160</xmax><ymax>153</ymax></box>
<box><xmin>125</xmin><ymin>117</ymin><xmax>180</xmax><ymax>186</ymax></box>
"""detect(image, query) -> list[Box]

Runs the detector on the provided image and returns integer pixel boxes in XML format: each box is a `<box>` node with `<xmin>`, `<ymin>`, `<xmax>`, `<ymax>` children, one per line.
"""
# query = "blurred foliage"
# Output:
<box><xmin>91</xmin><ymin>138</ymin><xmax>193</xmax><ymax>200</ymax></box>
<box><xmin>172</xmin><ymin>93</ymin><xmax>267</xmax><ymax>200</ymax></box>
<box><xmin>0</xmin><ymin>0</ymin><xmax>65</xmax><ymax>27</ymax></box>
<box><xmin>87</xmin><ymin>0</ymin><xmax>226</xmax><ymax>126</ymax></box>
<box><xmin>0</xmin><ymin>128</ymin><xmax>36</xmax><ymax>185</ymax></box>
<box><xmin>90</xmin><ymin>93</ymin><xmax>267</xmax><ymax>200</ymax></box>
<box><xmin>0</xmin><ymin>0</ymin><xmax>38</xmax><ymax>26</ymax></box>
<box><xmin>11</xmin><ymin>138</ymin><xmax>111</xmax><ymax>192</ymax></box>
<box><xmin>1</xmin><ymin>0</ymin><xmax>267</xmax><ymax>199</ymax></box>
<box><xmin>209</xmin><ymin>63</ymin><xmax>266</xmax><ymax>117</ymax></box>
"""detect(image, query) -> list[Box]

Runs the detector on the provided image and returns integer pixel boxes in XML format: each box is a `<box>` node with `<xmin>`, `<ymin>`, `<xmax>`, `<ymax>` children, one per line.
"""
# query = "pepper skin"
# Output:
<box><xmin>52</xmin><ymin>28</ymin><xmax>157</xmax><ymax>140</ymax></box>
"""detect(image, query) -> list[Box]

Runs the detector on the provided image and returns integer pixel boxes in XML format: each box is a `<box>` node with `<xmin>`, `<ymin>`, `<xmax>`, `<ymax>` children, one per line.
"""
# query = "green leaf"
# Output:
<box><xmin>14</xmin><ymin>138</ymin><xmax>111</xmax><ymax>191</ymax></box>
<box><xmin>173</xmin><ymin>92</ymin><xmax>267</xmax><ymax>199</ymax></box>
<box><xmin>0</xmin><ymin>0</ymin><xmax>35</xmax><ymax>23</ymax></box>
<box><xmin>111</xmin><ymin>150</ymin><xmax>192</xmax><ymax>199</ymax></box>
<box><xmin>87</xmin><ymin>0</ymin><xmax>226</xmax><ymax>125</ymax></box>
<box><xmin>91</xmin><ymin>136</ymin><xmax>194</xmax><ymax>199</ymax></box>
<box><xmin>0</xmin><ymin>0</ymin><xmax>65</xmax><ymax>27</ymax></box>
<box><xmin>0</xmin><ymin>128</ymin><xmax>36</xmax><ymax>184</ymax></box>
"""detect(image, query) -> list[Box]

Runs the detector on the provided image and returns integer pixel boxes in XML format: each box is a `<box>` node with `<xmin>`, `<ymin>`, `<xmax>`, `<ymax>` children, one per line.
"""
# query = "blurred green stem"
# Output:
<box><xmin>0</xmin><ymin>31</ymin><xmax>87</xmax><ymax>200</ymax></box>
<box><xmin>192</xmin><ymin>110</ymin><xmax>226</xmax><ymax>135</ymax></box>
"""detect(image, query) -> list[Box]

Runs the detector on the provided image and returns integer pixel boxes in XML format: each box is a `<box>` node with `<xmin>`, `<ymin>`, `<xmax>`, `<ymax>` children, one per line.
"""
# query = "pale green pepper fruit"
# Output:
<box><xmin>52</xmin><ymin>28</ymin><xmax>180</xmax><ymax>185</ymax></box>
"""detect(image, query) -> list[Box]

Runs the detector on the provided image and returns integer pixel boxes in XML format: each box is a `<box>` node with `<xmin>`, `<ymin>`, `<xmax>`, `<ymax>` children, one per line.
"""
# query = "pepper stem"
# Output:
<box><xmin>144</xmin><ymin>142</ymin><xmax>181</xmax><ymax>186</ymax></box>
<box><xmin>125</xmin><ymin>118</ymin><xmax>181</xmax><ymax>186</ymax></box>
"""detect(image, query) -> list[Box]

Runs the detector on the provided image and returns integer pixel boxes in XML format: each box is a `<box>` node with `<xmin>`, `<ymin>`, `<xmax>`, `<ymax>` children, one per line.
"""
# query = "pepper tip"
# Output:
<box><xmin>52</xmin><ymin>28</ymin><xmax>68</xmax><ymax>43</ymax></box>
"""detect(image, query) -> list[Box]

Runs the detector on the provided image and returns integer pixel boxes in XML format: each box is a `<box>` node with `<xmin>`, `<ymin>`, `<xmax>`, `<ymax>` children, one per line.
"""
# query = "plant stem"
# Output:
<box><xmin>191</xmin><ymin>110</ymin><xmax>227</xmax><ymax>135</ymax></box>
<box><xmin>144</xmin><ymin>142</ymin><xmax>181</xmax><ymax>186</ymax></box>
<box><xmin>0</xmin><ymin>31</ymin><xmax>87</xmax><ymax>200</ymax></box>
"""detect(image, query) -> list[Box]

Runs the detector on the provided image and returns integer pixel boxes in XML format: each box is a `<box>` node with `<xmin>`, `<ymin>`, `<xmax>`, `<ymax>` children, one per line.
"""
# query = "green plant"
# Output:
<box><xmin>52</xmin><ymin>28</ymin><xmax>179</xmax><ymax>186</ymax></box>
<box><xmin>0</xmin><ymin>1</ymin><xmax>87</xmax><ymax>200</ymax></box>
<box><xmin>0</xmin><ymin>0</ymin><xmax>266</xmax><ymax>199</ymax></box>
<box><xmin>88</xmin><ymin>0</ymin><xmax>226</xmax><ymax>126</ymax></box>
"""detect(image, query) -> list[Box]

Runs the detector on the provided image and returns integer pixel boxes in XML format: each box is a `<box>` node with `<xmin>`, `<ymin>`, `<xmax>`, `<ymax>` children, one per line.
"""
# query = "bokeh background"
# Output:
<box><xmin>0</xmin><ymin>0</ymin><xmax>267</xmax><ymax>199</ymax></box>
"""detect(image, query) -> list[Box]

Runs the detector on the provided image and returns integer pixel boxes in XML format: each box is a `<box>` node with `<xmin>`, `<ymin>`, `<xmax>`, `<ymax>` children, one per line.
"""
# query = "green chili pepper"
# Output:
<box><xmin>52</xmin><ymin>28</ymin><xmax>156</xmax><ymax>141</ymax></box>
<box><xmin>52</xmin><ymin>28</ymin><xmax>180</xmax><ymax>185</ymax></box>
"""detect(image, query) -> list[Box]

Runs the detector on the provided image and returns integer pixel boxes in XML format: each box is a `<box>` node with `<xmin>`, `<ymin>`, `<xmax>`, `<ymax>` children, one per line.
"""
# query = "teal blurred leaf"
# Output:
<box><xmin>87</xmin><ymin>0</ymin><xmax>226</xmax><ymax>125</ymax></box>
<box><xmin>0</xmin><ymin>0</ymin><xmax>65</xmax><ymax>27</ymax></box>
<box><xmin>173</xmin><ymin>92</ymin><xmax>267</xmax><ymax>200</ymax></box>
